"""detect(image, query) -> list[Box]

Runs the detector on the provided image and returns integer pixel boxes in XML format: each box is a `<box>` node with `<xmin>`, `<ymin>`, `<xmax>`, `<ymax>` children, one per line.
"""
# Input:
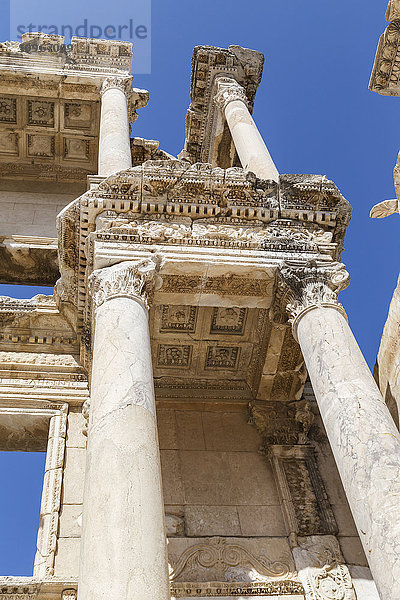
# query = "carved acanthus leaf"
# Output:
<box><xmin>214</xmin><ymin>76</ymin><xmax>249</xmax><ymax>111</ymax></box>
<box><xmin>100</xmin><ymin>76</ymin><xmax>133</xmax><ymax>96</ymax></box>
<box><xmin>89</xmin><ymin>257</ymin><xmax>162</xmax><ymax>311</ymax></box>
<box><xmin>278</xmin><ymin>261</ymin><xmax>350</xmax><ymax>324</ymax></box>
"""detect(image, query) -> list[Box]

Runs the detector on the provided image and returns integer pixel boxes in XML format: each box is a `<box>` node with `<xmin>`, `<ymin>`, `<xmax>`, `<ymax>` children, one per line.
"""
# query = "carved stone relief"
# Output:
<box><xmin>205</xmin><ymin>346</ymin><xmax>239</xmax><ymax>369</ymax></box>
<box><xmin>27</xmin><ymin>134</ymin><xmax>55</xmax><ymax>157</ymax></box>
<box><xmin>160</xmin><ymin>305</ymin><xmax>198</xmax><ymax>332</ymax></box>
<box><xmin>249</xmin><ymin>400</ymin><xmax>337</xmax><ymax>538</ymax></box>
<box><xmin>27</xmin><ymin>100</ymin><xmax>55</xmax><ymax>127</ymax></box>
<box><xmin>168</xmin><ymin>537</ymin><xmax>295</xmax><ymax>584</ymax></box>
<box><xmin>0</xmin><ymin>132</ymin><xmax>18</xmax><ymax>155</ymax></box>
<box><xmin>0</xmin><ymin>97</ymin><xmax>16</xmax><ymax>123</ymax></box>
<box><xmin>210</xmin><ymin>307</ymin><xmax>247</xmax><ymax>334</ymax></box>
<box><xmin>157</xmin><ymin>344</ymin><xmax>192</xmax><ymax>368</ymax></box>
<box><xmin>292</xmin><ymin>536</ymin><xmax>356</xmax><ymax>600</ymax></box>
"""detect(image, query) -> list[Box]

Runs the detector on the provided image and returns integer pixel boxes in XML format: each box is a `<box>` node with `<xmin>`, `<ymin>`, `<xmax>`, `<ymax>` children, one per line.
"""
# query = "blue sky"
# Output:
<box><xmin>0</xmin><ymin>0</ymin><xmax>399</xmax><ymax>576</ymax></box>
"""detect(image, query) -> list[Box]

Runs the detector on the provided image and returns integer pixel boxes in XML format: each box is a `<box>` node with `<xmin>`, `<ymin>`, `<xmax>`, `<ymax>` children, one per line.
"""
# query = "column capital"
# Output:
<box><xmin>100</xmin><ymin>76</ymin><xmax>133</xmax><ymax>97</ymax></box>
<box><xmin>278</xmin><ymin>261</ymin><xmax>350</xmax><ymax>338</ymax></box>
<box><xmin>89</xmin><ymin>257</ymin><xmax>162</xmax><ymax>312</ymax></box>
<box><xmin>214</xmin><ymin>75</ymin><xmax>249</xmax><ymax>111</ymax></box>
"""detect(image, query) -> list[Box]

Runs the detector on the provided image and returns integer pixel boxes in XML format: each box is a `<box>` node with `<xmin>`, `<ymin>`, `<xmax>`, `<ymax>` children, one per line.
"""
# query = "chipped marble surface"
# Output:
<box><xmin>79</xmin><ymin>292</ymin><xmax>169</xmax><ymax>600</ymax></box>
<box><xmin>297</xmin><ymin>306</ymin><xmax>400</xmax><ymax>600</ymax></box>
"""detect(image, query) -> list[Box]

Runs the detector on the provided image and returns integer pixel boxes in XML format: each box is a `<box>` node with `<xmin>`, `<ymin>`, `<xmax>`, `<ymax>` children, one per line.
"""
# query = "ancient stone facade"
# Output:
<box><xmin>0</xmin><ymin>31</ymin><xmax>392</xmax><ymax>600</ymax></box>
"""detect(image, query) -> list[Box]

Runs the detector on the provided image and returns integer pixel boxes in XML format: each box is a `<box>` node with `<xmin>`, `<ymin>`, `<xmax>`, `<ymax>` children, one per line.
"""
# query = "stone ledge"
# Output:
<box><xmin>0</xmin><ymin>235</ymin><xmax>58</xmax><ymax>285</ymax></box>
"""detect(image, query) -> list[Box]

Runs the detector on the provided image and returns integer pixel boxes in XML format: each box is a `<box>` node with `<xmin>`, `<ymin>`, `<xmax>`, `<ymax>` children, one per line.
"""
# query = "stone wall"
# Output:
<box><xmin>0</xmin><ymin>189</ymin><xmax>80</xmax><ymax>238</ymax></box>
<box><xmin>52</xmin><ymin>403</ymin><xmax>369</xmax><ymax>579</ymax></box>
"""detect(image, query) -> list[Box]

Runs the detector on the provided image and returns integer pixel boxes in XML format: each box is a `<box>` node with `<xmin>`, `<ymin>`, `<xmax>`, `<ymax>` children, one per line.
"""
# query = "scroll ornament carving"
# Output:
<box><xmin>292</xmin><ymin>536</ymin><xmax>356</xmax><ymax>600</ymax></box>
<box><xmin>214</xmin><ymin>76</ymin><xmax>249</xmax><ymax>111</ymax></box>
<box><xmin>100</xmin><ymin>76</ymin><xmax>133</xmax><ymax>96</ymax></box>
<box><xmin>278</xmin><ymin>261</ymin><xmax>350</xmax><ymax>325</ymax></box>
<box><xmin>61</xmin><ymin>590</ymin><xmax>77</xmax><ymax>600</ymax></box>
<box><xmin>168</xmin><ymin>537</ymin><xmax>293</xmax><ymax>583</ymax></box>
<box><xmin>96</xmin><ymin>215</ymin><xmax>332</xmax><ymax>250</ymax></box>
<box><xmin>89</xmin><ymin>257</ymin><xmax>162</xmax><ymax>311</ymax></box>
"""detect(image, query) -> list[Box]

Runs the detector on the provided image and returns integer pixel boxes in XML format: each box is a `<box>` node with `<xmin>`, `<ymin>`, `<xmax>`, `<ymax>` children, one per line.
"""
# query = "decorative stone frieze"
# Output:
<box><xmin>168</xmin><ymin>536</ymin><xmax>296</xmax><ymax>583</ymax></box>
<box><xmin>57</xmin><ymin>162</ymin><xmax>351</xmax><ymax>331</ymax></box>
<box><xmin>0</xmin><ymin>34</ymin><xmax>133</xmax><ymax>74</ymax></box>
<box><xmin>170</xmin><ymin>580</ymin><xmax>305</xmax><ymax>597</ymax></box>
<box><xmin>268</xmin><ymin>445</ymin><xmax>338</xmax><ymax>538</ymax></box>
<box><xmin>249</xmin><ymin>397</ymin><xmax>337</xmax><ymax>539</ymax></box>
<box><xmin>370</xmin><ymin>18</ymin><xmax>400</xmax><ymax>95</ymax></box>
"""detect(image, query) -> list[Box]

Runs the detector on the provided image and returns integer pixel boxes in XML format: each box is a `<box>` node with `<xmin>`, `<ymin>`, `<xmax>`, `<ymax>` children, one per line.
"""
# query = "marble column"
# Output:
<box><xmin>78</xmin><ymin>259</ymin><xmax>170</xmax><ymax>600</ymax></box>
<box><xmin>214</xmin><ymin>76</ymin><xmax>279</xmax><ymax>182</ymax></box>
<box><xmin>280</xmin><ymin>261</ymin><xmax>400</xmax><ymax>600</ymax></box>
<box><xmin>98</xmin><ymin>77</ymin><xmax>132</xmax><ymax>176</ymax></box>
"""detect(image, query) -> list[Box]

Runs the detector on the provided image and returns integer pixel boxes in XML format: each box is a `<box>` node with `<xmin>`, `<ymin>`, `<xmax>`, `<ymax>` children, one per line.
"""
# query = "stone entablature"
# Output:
<box><xmin>54</xmin><ymin>161</ymin><xmax>350</xmax><ymax>402</ymax></box>
<box><xmin>370</xmin><ymin>1</ymin><xmax>400</xmax><ymax>95</ymax></box>
<box><xmin>0</xmin><ymin>34</ymin><xmax>148</xmax><ymax>184</ymax></box>
<box><xmin>0</xmin><ymin>34</ymin><xmax>133</xmax><ymax>76</ymax></box>
<box><xmin>57</xmin><ymin>160</ymin><xmax>350</xmax><ymax>319</ymax></box>
<box><xmin>181</xmin><ymin>45</ymin><xmax>264</xmax><ymax>167</ymax></box>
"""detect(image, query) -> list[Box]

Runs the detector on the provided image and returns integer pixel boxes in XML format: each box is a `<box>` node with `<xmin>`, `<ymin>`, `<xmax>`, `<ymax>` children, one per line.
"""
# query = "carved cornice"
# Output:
<box><xmin>128</xmin><ymin>89</ymin><xmax>150</xmax><ymax>124</ymax></box>
<box><xmin>89</xmin><ymin>257</ymin><xmax>162</xmax><ymax>312</ymax></box>
<box><xmin>277</xmin><ymin>261</ymin><xmax>350</xmax><ymax>336</ymax></box>
<box><xmin>182</xmin><ymin>44</ymin><xmax>264</xmax><ymax>165</ymax></box>
<box><xmin>370</xmin><ymin>19</ymin><xmax>400</xmax><ymax>95</ymax></box>
<box><xmin>56</xmin><ymin>162</ymin><xmax>351</xmax><ymax>341</ymax></box>
<box><xmin>0</xmin><ymin>34</ymin><xmax>133</xmax><ymax>76</ymax></box>
<box><xmin>100</xmin><ymin>76</ymin><xmax>133</xmax><ymax>96</ymax></box>
<box><xmin>214</xmin><ymin>76</ymin><xmax>249</xmax><ymax>111</ymax></box>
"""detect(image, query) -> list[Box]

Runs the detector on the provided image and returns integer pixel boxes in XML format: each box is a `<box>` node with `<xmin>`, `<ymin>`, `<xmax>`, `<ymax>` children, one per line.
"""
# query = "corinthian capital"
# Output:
<box><xmin>278</xmin><ymin>261</ymin><xmax>350</xmax><ymax>330</ymax></box>
<box><xmin>100</xmin><ymin>76</ymin><xmax>133</xmax><ymax>96</ymax></box>
<box><xmin>214</xmin><ymin>76</ymin><xmax>249</xmax><ymax>111</ymax></box>
<box><xmin>89</xmin><ymin>257</ymin><xmax>162</xmax><ymax>311</ymax></box>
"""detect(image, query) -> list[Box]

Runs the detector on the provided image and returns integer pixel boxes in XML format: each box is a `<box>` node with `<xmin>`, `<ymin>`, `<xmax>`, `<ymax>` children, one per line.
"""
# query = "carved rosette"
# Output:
<box><xmin>278</xmin><ymin>261</ymin><xmax>350</xmax><ymax>337</ymax></box>
<box><xmin>214</xmin><ymin>76</ymin><xmax>249</xmax><ymax>112</ymax></box>
<box><xmin>89</xmin><ymin>257</ymin><xmax>162</xmax><ymax>312</ymax></box>
<box><xmin>100</xmin><ymin>75</ymin><xmax>133</xmax><ymax>97</ymax></box>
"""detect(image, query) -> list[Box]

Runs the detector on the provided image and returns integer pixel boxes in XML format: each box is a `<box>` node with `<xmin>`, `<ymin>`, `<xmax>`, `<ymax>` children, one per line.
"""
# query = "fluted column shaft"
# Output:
<box><xmin>280</xmin><ymin>262</ymin><xmax>400</xmax><ymax>600</ymax></box>
<box><xmin>214</xmin><ymin>76</ymin><xmax>279</xmax><ymax>182</ymax></box>
<box><xmin>78</xmin><ymin>260</ymin><xmax>170</xmax><ymax>600</ymax></box>
<box><xmin>98</xmin><ymin>77</ymin><xmax>132</xmax><ymax>176</ymax></box>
